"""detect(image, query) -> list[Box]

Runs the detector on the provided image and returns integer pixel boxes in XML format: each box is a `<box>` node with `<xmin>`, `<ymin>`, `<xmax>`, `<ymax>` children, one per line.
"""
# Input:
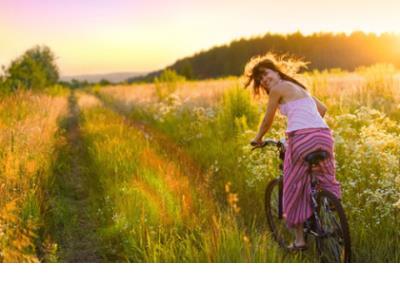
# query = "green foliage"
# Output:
<box><xmin>4</xmin><ymin>65</ymin><xmax>400</xmax><ymax>262</ymax></box>
<box><xmin>59</xmin><ymin>79</ymin><xmax>90</xmax><ymax>90</ymax></box>
<box><xmin>175</xmin><ymin>60</ymin><xmax>194</xmax><ymax>79</ymax></box>
<box><xmin>0</xmin><ymin>74</ymin><xmax>13</xmax><ymax>97</ymax></box>
<box><xmin>216</xmin><ymin>86</ymin><xmax>259</xmax><ymax>138</ymax></box>
<box><xmin>117</xmin><ymin>69</ymin><xmax>400</xmax><ymax>261</ymax></box>
<box><xmin>154</xmin><ymin>69</ymin><xmax>185</xmax><ymax>104</ymax></box>
<box><xmin>99</xmin><ymin>79</ymin><xmax>111</xmax><ymax>86</ymax></box>
<box><xmin>75</xmin><ymin>103</ymin><xmax>289</xmax><ymax>262</ymax></box>
<box><xmin>3</xmin><ymin>45</ymin><xmax>59</xmax><ymax>92</ymax></box>
<box><xmin>44</xmin><ymin>84</ymin><xmax>70</xmax><ymax>97</ymax></box>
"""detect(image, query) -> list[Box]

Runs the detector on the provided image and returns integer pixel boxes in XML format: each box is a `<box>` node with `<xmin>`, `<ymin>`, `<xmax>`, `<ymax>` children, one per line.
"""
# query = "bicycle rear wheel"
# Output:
<box><xmin>265</xmin><ymin>178</ymin><xmax>292</xmax><ymax>248</ymax></box>
<box><xmin>315</xmin><ymin>190</ymin><xmax>351</xmax><ymax>262</ymax></box>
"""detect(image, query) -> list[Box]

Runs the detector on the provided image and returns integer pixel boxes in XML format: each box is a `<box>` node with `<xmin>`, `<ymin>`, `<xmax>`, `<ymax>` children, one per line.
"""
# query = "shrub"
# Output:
<box><xmin>3</xmin><ymin>45</ymin><xmax>59</xmax><ymax>92</ymax></box>
<box><xmin>216</xmin><ymin>85</ymin><xmax>259</xmax><ymax>138</ymax></box>
<box><xmin>154</xmin><ymin>69</ymin><xmax>185</xmax><ymax>104</ymax></box>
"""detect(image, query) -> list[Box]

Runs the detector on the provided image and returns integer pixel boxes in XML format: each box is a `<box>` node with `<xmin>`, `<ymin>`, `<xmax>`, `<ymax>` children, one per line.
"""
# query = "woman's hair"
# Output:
<box><xmin>243</xmin><ymin>52</ymin><xmax>309</xmax><ymax>95</ymax></box>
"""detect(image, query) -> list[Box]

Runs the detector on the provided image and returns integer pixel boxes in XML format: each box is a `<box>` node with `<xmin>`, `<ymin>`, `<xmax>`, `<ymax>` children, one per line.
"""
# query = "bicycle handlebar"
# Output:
<box><xmin>250</xmin><ymin>138</ymin><xmax>286</xmax><ymax>151</ymax></box>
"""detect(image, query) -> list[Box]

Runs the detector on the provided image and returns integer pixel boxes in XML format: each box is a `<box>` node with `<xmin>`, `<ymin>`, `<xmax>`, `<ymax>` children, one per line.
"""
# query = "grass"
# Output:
<box><xmin>1</xmin><ymin>64</ymin><xmax>399</xmax><ymax>262</ymax></box>
<box><xmin>0</xmin><ymin>91</ymin><xmax>67</xmax><ymax>262</ymax></box>
<box><xmin>93</xmin><ymin>64</ymin><xmax>400</xmax><ymax>262</ymax></box>
<box><xmin>71</xmin><ymin>92</ymin><xmax>291</xmax><ymax>262</ymax></box>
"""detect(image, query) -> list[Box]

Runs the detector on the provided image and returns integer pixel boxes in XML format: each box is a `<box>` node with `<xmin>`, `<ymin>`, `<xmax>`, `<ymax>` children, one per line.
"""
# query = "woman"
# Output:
<box><xmin>243</xmin><ymin>53</ymin><xmax>341</xmax><ymax>250</ymax></box>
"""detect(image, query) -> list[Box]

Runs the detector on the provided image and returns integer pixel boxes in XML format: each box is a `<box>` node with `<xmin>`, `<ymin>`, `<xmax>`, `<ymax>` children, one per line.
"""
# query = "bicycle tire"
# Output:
<box><xmin>315</xmin><ymin>190</ymin><xmax>351</xmax><ymax>263</ymax></box>
<box><xmin>264</xmin><ymin>177</ymin><xmax>292</xmax><ymax>249</ymax></box>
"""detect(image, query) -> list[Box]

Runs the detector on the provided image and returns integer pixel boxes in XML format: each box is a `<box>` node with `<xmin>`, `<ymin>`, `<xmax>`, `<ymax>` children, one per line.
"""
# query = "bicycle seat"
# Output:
<box><xmin>304</xmin><ymin>150</ymin><xmax>329</xmax><ymax>165</ymax></box>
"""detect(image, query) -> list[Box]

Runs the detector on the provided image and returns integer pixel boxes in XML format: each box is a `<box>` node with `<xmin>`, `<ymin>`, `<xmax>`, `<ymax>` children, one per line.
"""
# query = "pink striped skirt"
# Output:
<box><xmin>283</xmin><ymin>127</ymin><xmax>341</xmax><ymax>228</ymax></box>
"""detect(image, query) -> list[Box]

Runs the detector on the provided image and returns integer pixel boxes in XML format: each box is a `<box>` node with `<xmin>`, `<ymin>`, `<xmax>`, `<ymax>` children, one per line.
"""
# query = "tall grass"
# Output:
<box><xmin>96</xmin><ymin>64</ymin><xmax>400</xmax><ymax>262</ymax></box>
<box><xmin>0</xmin><ymin>91</ymin><xmax>67</xmax><ymax>262</ymax></box>
<box><xmin>75</xmin><ymin>99</ymin><xmax>292</xmax><ymax>262</ymax></box>
<box><xmin>1</xmin><ymin>64</ymin><xmax>398</xmax><ymax>262</ymax></box>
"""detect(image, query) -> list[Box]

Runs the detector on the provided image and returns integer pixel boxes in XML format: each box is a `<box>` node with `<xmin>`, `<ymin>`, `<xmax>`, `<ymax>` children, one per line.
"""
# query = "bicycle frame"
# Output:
<box><xmin>255</xmin><ymin>138</ymin><xmax>325</xmax><ymax>237</ymax></box>
<box><xmin>254</xmin><ymin>138</ymin><xmax>350</xmax><ymax>262</ymax></box>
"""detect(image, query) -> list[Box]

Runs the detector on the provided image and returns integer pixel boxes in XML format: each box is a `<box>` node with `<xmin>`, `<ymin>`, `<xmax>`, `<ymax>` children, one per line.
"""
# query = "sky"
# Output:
<box><xmin>1</xmin><ymin>0</ymin><xmax>400</xmax><ymax>76</ymax></box>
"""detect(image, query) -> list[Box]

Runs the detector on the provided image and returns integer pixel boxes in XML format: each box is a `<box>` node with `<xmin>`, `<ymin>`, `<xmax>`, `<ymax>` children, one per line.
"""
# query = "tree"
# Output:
<box><xmin>99</xmin><ymin>79</ymin><xmax>111</xmax><ymax>86</ymax></box>
<box><xmin>176</xmin><ymin>59</ymin><xmax>194</xmax><ymax>79</ymax></box>
<box><xmin>4</xmin><ymin>45</ymin><xmax>59</xmax><ymax>91</ymax></box>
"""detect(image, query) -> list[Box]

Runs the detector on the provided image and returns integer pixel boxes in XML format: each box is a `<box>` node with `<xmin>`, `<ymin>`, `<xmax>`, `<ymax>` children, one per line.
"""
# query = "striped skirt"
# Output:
<box><xmin>283</xmin><ymin>127</ymin><xmax>341</xmax><ymax>228</ymax></box>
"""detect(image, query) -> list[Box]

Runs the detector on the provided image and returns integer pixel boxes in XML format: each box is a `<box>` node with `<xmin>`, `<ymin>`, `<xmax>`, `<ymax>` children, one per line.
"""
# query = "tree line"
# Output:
<box><xmin>2</xmin><ymin>31</ymin><xmax>400</xmax><ymax>93</ymax></box>
<box><xmin>130</xmin><ymin>31</ymin><xmax>400</xmax><ymax>82</ymax></box>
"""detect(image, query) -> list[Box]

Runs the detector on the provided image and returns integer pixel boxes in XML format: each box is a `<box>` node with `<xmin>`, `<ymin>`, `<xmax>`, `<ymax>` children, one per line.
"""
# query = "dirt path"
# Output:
<box><xmin>47</xmin><ymin>93</ymin><xmax>103</xmax><ymax>262</ymax></box>
<box><xmin>94</xmin><ymin>92</ymin><xmax>218</xmax><ymax>215</ymax></box>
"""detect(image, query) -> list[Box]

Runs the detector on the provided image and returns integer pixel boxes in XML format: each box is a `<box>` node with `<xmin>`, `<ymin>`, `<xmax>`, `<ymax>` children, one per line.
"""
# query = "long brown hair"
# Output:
<box><xmin>243</xmin><ymin>52</ymin><xmax>309</xmax><ymax>95</ymax></box>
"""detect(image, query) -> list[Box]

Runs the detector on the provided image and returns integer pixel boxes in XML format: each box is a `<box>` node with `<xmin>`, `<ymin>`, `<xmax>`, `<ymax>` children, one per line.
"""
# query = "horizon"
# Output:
<box><xmin>2</xmin><ymin>0</ymin><xmax>400</xmax><ymax>76</ymax></box>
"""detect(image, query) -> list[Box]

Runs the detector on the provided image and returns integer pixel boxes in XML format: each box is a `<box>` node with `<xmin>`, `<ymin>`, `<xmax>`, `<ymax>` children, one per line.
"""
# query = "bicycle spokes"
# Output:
<box><xmin>259</xmin><ymin>139</ymin><xmax>351</xmax><ymax>262</ymax></box>
<box><xmin>317</xmin><ymin>195</ymin><xmax>348</xmax><ymax>262</ymax></box>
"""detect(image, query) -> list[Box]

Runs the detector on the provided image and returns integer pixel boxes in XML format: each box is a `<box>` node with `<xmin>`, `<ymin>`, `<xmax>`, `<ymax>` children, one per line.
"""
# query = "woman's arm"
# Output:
<box><xmin>312</xmin><ymin>96</ymin><xmax>327</xmax><ymax>118</ymax></box>
<box><xmin>252</xmin><ymin>88</ymin><xmax>282</xmax><ymax>143</ymax></box>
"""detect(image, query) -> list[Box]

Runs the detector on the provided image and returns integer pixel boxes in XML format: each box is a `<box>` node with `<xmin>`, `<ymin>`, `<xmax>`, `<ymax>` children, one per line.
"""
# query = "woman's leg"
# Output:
<box><xmin>294</xmin><ymin>224</ymin><xmax>306</xmax><ymax>246</ymax></box>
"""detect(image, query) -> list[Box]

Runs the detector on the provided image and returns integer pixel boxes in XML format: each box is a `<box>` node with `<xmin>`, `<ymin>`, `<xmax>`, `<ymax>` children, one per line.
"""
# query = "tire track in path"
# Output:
<box><xmin>47</xmin><ymin>92</ymin><xmax>103</xmax><ymax>262</ymax></box>
<box><xmin>94</xmin><ymin>92</ymin><xmax>218</xmax><ymax>221</ymax></box>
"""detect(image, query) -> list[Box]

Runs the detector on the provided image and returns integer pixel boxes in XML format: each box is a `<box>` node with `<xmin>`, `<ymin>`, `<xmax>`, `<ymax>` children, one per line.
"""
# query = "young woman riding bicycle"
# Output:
<box><xmin>243</xmin><ymin>53</ymin><xmax>341</xmax><ymax>251</ymax></box>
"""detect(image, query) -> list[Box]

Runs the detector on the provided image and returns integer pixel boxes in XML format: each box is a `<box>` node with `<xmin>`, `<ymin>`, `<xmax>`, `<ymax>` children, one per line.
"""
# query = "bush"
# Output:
<box><xmin>216</xmin><ymin>85</ymin><xmax>259</xmax><ymax>138</ymax></box>
<box><xmin>3</xmin><ymin>45</ymin><xmax>59</xmax><ymax>92</ymax></box>
<box><xmin>44</xmin><ymin>84</ymin><xmax>70</xmax><ymax>97</ymax></box>
<box><xmin>0</xmin><ymin>75</ymin><xmax>12</xmax><ymax>97</ymax></box>
<box><xmin>154</xmin><ymin>69</ymin><xmax>185</xmax><ymax>104</ymax></box>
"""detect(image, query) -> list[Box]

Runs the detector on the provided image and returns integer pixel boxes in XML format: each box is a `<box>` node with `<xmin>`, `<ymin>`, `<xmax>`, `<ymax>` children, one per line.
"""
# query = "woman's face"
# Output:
<box><xmin>258</xmin><ymin>68</ymin><xmax>281</xmax><ymax>93</ymax></box>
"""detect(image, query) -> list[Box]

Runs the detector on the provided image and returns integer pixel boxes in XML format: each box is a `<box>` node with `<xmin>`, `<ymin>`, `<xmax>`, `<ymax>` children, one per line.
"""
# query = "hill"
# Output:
<box><xmin>131</xmin><ymin>31</ymin><xmax>400</xmax><ymax>82</ymax></box>
<box><xmin>61</xmin><ymin>71</ymin><xmax>147</xmax><ymax>83</ymax></box>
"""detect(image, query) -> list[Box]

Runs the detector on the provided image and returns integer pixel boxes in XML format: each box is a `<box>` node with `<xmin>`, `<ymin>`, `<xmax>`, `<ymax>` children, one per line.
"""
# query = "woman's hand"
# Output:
<box><xmin>250</xmin><ymin>137</ymin><xmax>263</xmax><ymax>146</ymax></box>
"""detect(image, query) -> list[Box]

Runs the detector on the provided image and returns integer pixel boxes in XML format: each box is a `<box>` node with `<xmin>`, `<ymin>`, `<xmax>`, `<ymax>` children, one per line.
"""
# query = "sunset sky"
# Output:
<box><xmin>1</xmin><ymin>0</ymin><xmax>400</xmax><ymax>76</ymax></box>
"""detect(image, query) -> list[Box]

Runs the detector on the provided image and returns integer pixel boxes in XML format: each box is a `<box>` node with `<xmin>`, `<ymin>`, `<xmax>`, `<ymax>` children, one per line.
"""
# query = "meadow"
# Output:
<box><xmin>0</xmin><ymin>64</ymin><xmax>399</xmax><ymax>262</ymax></box>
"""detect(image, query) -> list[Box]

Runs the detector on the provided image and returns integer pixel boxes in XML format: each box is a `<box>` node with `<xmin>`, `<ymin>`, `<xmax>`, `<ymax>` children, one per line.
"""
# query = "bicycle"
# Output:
<box><xmin>251</xmin><ymin>138</ymin><xmax>351</xmax><ymax>262</ymax></box>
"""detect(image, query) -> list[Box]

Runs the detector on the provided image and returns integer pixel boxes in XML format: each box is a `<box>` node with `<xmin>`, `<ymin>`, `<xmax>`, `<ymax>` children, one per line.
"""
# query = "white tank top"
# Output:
<box><xmin>278</xmin><ymin>93</ymin><xmax>328</xmax><ymax>132</ymax></box>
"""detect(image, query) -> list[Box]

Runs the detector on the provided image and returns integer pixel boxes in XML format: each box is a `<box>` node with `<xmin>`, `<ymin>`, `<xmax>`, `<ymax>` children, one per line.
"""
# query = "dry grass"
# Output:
<box><xmin>100</xmin><ymin>79</ymin><xmax>236</xmax><ymax>110</ymax></box>
<box><xmin>0</xmin><ymin>93</ymin><xmax>67</xmax><ymax>262</ymax></box>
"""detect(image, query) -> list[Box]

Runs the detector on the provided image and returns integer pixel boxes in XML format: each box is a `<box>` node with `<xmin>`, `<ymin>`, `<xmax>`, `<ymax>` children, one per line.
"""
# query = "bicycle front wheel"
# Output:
<box><xmin>265</xmin><ymin>177</ymin><xmax>292</xmax><ymax>249</ymax></box>
<box><xmin>315</xmin><ymin>190</ymin><xmax>351</xmax><ymax>263</ymax></box>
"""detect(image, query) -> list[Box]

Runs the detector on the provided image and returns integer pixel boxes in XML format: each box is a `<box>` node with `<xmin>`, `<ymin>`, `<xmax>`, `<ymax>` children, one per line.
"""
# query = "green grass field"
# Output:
<box><xmin>0</xmin><ymin>65</ymin><xmax>399</xmax><ymax>262</ymax></box>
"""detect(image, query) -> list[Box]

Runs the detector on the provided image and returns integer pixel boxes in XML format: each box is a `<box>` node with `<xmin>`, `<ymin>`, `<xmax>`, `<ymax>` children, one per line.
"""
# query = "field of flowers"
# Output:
<box><xmin>93</xmin><ymin>64</ymin><xmax>400</xmax><ymax>262</ymax></box>
<box><xmin>0</xmin><ymin>64</ymin><xmax>399</xmax><ymax>262</ymax></box>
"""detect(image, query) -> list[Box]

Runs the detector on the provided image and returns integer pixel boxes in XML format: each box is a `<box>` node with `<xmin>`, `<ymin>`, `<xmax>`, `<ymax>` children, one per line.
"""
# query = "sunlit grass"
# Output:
<box><xmin>77</xmin><ymin>100</ymin><xmax>287</xmax><ymax>262</ymax></box>
<box><xmin>1</xmin><ymin>63</ymin><xmax>399</xmax><ymax>262</ymax></box>
<box><xmin>95</xmin><ymin>64</ymin><xmax>400</xmax><ymax>262</ymax></box>
<box><xmin>0</xmin><ymin>92</ymin><xmax>67</xmax><ymax>262</ymax></box>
